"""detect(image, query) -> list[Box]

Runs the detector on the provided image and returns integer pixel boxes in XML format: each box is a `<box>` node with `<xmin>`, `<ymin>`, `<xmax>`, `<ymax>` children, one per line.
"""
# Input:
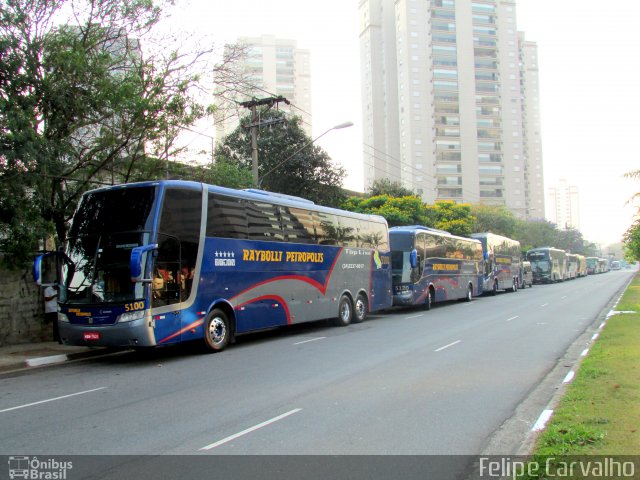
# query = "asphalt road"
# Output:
<box><xmin>0</xmin><ymin>270</ymin><xmax>633</xmax><ymax>461</ymax></box>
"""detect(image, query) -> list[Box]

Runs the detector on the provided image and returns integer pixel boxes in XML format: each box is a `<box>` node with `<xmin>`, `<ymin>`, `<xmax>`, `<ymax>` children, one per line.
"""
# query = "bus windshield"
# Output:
<box><xmin>63</xmin><ymin>186</ymin><xmax>157</xmax><ymax>305</ymax></box>
<box><xmin>527</xmin><ymin>251</ymin><xmax>550</xmax><ymax>272</ymax></box>
<box><xmin>390</xmin><ymin>235</ymin><xmax>414</xmax><ymax>283</ymax></box>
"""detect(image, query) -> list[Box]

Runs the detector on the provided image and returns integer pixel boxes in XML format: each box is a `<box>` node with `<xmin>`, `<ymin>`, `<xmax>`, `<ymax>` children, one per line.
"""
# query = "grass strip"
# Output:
<box><xmin>517</xmin><ymin>273</ymin><xmax>640</xmax><ymax>478</ymax></box>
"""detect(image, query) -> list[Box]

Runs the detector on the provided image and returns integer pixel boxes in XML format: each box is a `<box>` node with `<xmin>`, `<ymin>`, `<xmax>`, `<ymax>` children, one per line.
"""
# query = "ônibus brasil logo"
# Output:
<box><xmin>8</xmin><ymin>456</ymin><xmax>72</xmax><ymax>480</ymax></box>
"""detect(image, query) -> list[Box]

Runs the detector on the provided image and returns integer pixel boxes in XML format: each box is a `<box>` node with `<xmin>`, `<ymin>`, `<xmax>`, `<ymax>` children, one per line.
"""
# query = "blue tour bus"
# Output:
<box><xmin>33</xmin><ymin>181</ymin><xmax>393</xmax><ymax>352</ymax></box>
<box><xmin>470</xmin><ymin>232</ymin><xmax>522</xmax><ymax>294</ymax></box>
<box><xmin>389</xmin><ymin>226</ymin><xmax>483</xmax><ymax>308</ymax></box>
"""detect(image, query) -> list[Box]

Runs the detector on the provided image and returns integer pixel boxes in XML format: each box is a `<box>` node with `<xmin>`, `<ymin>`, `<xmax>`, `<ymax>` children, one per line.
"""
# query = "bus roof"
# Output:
<box><xmin>470</xmin><ymin>232</ymin><xmax>520</xmax><ymax>245</ymax></box>
<box><xmin>80</xmin><ymin>180</ymin><xmax>389</xmax><ymax>226</ymax></box>
<box><xmin>390</xmin><ymin>225</ymin><xmax>481</xmax><ymax>244</ymax></box>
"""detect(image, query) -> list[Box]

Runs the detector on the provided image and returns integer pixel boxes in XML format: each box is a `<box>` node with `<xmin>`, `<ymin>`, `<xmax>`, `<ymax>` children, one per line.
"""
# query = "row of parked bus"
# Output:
<box><xmin>32</xmin><ymin>181</ymin><xmax>607</xmax><ymax>353</ymax></box>
<box><xmin>525</xmin><ymin>248</ymin><xmax>613</xmax><ymax>283</ymax></box>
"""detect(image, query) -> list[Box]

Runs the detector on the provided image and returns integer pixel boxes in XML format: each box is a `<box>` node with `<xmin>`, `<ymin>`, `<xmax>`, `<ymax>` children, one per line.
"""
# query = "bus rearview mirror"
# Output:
<box><xmin>130</xmin><ymin>244</ymin><xmax>158</xmax><ymax>283</ymax></box>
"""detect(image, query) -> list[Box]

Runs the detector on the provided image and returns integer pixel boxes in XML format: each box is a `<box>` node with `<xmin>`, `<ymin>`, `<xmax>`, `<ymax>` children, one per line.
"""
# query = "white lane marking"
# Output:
<box><xmin>405</xmin><ymin>314</ymin><xmax>424</xmax><ymax>319</ymax></box>
<box><xmin>293</xmin><ymin>337</ymin><xmax>326</xmax><ymax>345</ymax></box>
<box><xmin>541</xmin><ymin>303</ymin><xmax>549</xmax><ymax>307</ymax></box>
<box><xmin>435</xmin><ymin>340</ymin><xmax>461</xmax><ymax>352</ymax></box>
<box><xmin>200</xmin><ymin>409</ymin><xmax>302</xmax><ymax>451</ymax></box>
<box><xmin>561</xmin><ymin>296</ymin><xmax>567</xmax><ymax>300</ymax></box>
<box><xmin>580</xmin><ymin>348</ymin><xmax>590</xmax><ymax>357</ymax></box>
<box><xmin>563</xmin><ymin>371</ymin><xmax>575</xmax><ymax>384</ymax></box>
<box><xmin>0</xmin><ymin>387</ymin><xmax>106</xmax><ymax>414</ymax></box>
<box><xmin>506</xmin><ymin>315</ymin><xmax>519</xmax><ymax>322</ymax></box>
<box><xmin>532</xmin><ymin>409</ymin><xmax>554</xmax><ymax>432</ymax></box>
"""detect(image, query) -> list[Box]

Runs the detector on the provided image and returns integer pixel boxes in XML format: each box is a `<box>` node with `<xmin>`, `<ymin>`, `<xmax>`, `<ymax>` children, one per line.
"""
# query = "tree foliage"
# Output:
<box><xmin>215</xmin><ymin>111</ymin><xmax>346</xmax><ymax>207</ymax></box>
<box><xmin>470</xmin><ymin>204</ymin><xmax>518</xmax><ymax>238</ymax></box>
<box><xmin>367</xmin><ymin>178</ymin><xmax>414</xmax><ymax>198</ymax></box>
<box><xmin>423</xmin><ymin>201</ymin><xmax>475</xmax><ymax>236</ymax></box>
<box><xmin>343</xmin><ymin>195</ymin><xmax>426</xmax><ymax>226</ymax></box>
<box><xmin>0</xmin><ymin>0</ymin><xmax>246</xmax><ymax>266</ymax></box>
<box><xmin>624</xmin><ymin>217</ymin><xmax>640</xmax><ymax>261</ymax></box>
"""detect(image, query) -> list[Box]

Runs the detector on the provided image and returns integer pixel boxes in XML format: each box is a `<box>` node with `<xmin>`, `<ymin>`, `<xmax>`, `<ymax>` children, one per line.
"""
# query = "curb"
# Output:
<box><xmin>1</xmin><ymin>347</ymin><xmax>122</xmax><ymax>374</ymax></box>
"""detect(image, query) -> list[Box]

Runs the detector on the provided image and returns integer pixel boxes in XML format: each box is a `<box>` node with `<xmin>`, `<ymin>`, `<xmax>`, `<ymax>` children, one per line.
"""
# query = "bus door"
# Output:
<box><xmin>152</xmin><ymin>187</ymin><xmax>203</xmax><ymax>344</ymax></box>
<box><xmin>151</xmin><ymin>235</ymin><xmax>182</xmax><ymax>343</ymax></box>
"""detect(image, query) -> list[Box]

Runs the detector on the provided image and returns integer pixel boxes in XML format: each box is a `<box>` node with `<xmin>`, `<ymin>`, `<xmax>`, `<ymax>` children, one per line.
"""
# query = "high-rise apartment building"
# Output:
<box><xmin>359</xmin><ymin>0</ymin><xmax>544</xmax><ymax>219</ymax></box>
<box><xmin>547</xmin><ymin>178</ymin><xmax>580</xmax><ymax>230</ymax></box>
<box><xmin>215</xmin><ymin>35</ymin><xmax>312</xmax><ymax>139</ymax></box>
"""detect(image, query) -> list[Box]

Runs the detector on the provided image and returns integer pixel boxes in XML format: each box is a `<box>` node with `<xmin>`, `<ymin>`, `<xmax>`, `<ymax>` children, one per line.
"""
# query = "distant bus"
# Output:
<box><xmin>598</xmin><ymin>258</ymin><xmax>610</xmax><ymax>273</ymax></box>
<box><xmin>566</xmin><ymin>254</ymin><xmax>579</xmax><ymax>280</ymax></box>
<box><xmin>611</xmin><ymin>260</ymin><xmax>621</xmax><ymax>270</ymax></box>
<box><xmin>33</xmin><ymin>181</ymin><xmax>393</xmax><ymax>352</ymax></box>
<box><xmin>526</xmin><ymin>247</ymin><xmax>567</xmax><ymax>283</ymax></box>
<box><xmin>586</xmin><ymin>256</ymin><xmax>599</xmax><ymax>274</ymax></box>
<box><xmin>576</xmin><ymin>254</ymin><xmax>587</xmax><ymax>277</ymax></box>
<box><xmin>390</xmin><ymin>226</ymin><xmax>483</xmax><ymax>308</ymax></box>
<box><xmin>471</xmin><ymin>232</ymin><xmax>522</xmax><ymax>294</ymax></box>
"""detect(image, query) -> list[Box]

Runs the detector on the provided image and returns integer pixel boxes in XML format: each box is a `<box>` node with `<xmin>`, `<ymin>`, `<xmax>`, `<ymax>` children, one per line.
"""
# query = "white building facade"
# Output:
<box><xmin>215</xmin><ymin>35</ymin><xmax>312</xmax><ymax>139</ymax></box>
<box><xmin>360</xmin><ymin>0</ymin><xmax>544</xmax><ymax>218</ymax></box>
<box><xmin>547</xmin><ymin>179</ymin><xmax>580</xmax><ymax>230</ymax></box>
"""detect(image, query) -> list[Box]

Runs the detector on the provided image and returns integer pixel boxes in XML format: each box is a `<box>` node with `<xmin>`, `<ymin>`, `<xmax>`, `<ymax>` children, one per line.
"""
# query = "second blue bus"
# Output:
<box><xmin>390</xmin><ymin>226</ymin><xmax>483</xmax><ymax>308</ymax></box>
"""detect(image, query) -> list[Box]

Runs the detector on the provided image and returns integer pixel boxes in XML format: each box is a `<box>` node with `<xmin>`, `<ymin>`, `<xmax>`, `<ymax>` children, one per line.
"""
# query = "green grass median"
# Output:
<box><xmin>534</xmin><ymin>273</ymin><xmax>640</xmax><ymax>456</ymax></box>
<box><xmin>518</xmin><ymin>273</ymin><xmax>640</xmax><ymax>478</ymax></box>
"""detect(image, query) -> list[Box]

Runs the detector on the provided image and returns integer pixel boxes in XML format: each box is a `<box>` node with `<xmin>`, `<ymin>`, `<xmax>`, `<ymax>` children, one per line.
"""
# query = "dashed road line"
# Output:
<box><xmin>435</xmin><ymin>340</ymin><xmax>461</xmax><ymax>352</ymax></box>
<box><xmin>293</xmin><ymin>337</ymin><xmax>326</xmax><ymax>345</ymax></box>
<box><xmin>200</xmin><ymin>409</ymin><xmax>303</xmax><ymax>451</ymax></box>
<box><xmin>0</xmin><ymin>387</ymin><xmax>107</xmax><ymax>414</ymax></box>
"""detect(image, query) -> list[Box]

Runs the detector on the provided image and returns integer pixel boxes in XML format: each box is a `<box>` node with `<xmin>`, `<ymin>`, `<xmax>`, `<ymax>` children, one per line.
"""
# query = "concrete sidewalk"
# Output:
<box><xmin>0</xmin><ymin>342</ymin><xmax>117</xmax><ymax>373</ymax></box>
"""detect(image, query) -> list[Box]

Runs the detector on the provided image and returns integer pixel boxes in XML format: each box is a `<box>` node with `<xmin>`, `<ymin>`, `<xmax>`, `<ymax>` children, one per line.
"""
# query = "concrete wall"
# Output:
<box><xmin>0</xmin><ymin>267</ymin><xmax>51</xmax><ymax>346</ymax></box>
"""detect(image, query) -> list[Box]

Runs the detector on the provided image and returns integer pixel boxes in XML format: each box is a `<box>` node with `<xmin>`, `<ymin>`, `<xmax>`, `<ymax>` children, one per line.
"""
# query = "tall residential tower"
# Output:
<box><xmin>360</xmin><ymin>0</ymin><xmax>544</xmax><ymax>218</ymax></box>
<box><xmin>216</xmin><ymin>35</ymin><xmax>312</xmax><ymax>139</ymax></box>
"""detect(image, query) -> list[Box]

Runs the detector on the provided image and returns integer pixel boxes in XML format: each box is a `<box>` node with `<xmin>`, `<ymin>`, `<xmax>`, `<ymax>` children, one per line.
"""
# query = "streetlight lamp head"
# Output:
<box><xmin>332</xmin><ymin>121</ymin><xmax>354</xmax><ymax>130</ymax></box>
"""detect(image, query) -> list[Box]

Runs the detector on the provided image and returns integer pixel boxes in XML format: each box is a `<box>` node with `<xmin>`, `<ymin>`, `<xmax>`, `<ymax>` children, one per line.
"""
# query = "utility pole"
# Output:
<box><xmin>239</xmin><ymin>96</ymin><xmax>290</xmax><ymax>186</ymax></box>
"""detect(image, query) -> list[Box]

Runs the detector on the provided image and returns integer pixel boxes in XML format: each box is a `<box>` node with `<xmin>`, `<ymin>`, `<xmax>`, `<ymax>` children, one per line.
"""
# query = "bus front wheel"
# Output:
<box><xmin>352</xmin><ymin>293</ymin><xmax>368</xmax><ymax>324</ymax></box>
<box><xmin>465</xmin><ymin>284</ymin><xmax>473</xmax><ymax>302</ymax></box>
<box><xmin>334</xmin><ymin>295</ymin><xmax>353</xmax><ymax>327</ymax></box>
<box><xmin>424</xmin><ymin>288</ymin><xmax>434</xmax><ymax>310</ymax></box>
<box><xmin>204</xmin><ymin>308</ymin><xmax>231</xmax><ymax>352</ymax></box>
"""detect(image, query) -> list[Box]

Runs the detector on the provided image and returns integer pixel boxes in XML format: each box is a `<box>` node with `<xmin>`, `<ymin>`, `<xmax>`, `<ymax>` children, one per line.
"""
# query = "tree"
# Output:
<box><xmin>624</xmin><ymin>218</ymin><xmax>640</xmax><ymax>261</ymax></box>
<box><xmin>423</xmin><ymin>201</ymin><xmax>476</xmax><ymax>236</ymax></box>
<box><xmin>367</xmin><ymin>178</ymin><xmax>414</xmax><ymax>198</ymax></box>
<box><xmin>215</xmin><ymin>111</ymin><xmax>346</xmax><ymax>207</ymax></box>
<box><xmin>470</xmin><ymin>204</ymin><xmax>518</xmax><ymax>238</ymax></box>
<box><xmin>343</xmin><ymin>195</ymin><xmax>427</xmax><ymax>227</ymax></box>
<box><xmin>0</xmin><ymin>0</ymin><xmax>246</xmax><ymax>266</ymax></box>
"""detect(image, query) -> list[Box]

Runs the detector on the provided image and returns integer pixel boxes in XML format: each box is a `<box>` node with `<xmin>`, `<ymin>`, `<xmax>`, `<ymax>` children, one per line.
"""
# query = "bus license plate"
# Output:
<box><xmin>83</xmin><ymin>332</ymin><xmax>100</xmax><ymax>341</ymax></box>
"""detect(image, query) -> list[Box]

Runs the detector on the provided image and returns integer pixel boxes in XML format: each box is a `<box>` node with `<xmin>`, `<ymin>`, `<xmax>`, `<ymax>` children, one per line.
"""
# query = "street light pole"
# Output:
<box><xmin>257</xmin><ymin>121</ymin><xmax>353</xmax><ymax>188</ymax></box>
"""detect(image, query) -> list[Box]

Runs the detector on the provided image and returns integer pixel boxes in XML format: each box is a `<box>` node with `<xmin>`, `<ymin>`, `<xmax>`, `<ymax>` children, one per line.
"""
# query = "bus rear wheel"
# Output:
<box><xmin>352</xmin><ymin>293</ymin><xmax>368</xmax><ymax>324</ymax></box>
<box><xmin>334</xmin><ymin>295</ymin><xmax>353</xmax><ymax>327</ymax></box>
<box><xmin>203</xmin><ymin>308</ymin><xmax>230</xmax><ymax>352</ymax></box>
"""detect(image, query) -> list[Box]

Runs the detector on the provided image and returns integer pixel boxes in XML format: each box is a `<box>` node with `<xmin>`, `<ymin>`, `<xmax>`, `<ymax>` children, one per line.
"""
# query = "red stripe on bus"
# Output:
<box><xmin>158</xmin><ymin>317</ymin><xmax>205</xmax><ymax>344</ymax></box>
<box><xmin>231</xmin><ymin>247</ymin><xmax>344</xmax><ymax>301</ymax></box>
<box><xmin>234</xmin><ymin>295</ymin><xmax>291</xmax><ymax>324</ymax></box>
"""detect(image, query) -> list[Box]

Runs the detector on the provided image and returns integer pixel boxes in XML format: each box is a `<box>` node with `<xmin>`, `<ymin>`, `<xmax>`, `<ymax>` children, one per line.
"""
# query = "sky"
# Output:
<box><xmin>164</xmin><ymin>0</ymin><xmax>640</xmax><ymax>247</ymax></box>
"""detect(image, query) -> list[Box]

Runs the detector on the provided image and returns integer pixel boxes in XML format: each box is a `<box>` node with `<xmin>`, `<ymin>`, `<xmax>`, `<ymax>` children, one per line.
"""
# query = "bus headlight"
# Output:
<box><xmin>118</xmin><ymin>310</ymin><xmax>145</xmax><ymax>323</ymax></box>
